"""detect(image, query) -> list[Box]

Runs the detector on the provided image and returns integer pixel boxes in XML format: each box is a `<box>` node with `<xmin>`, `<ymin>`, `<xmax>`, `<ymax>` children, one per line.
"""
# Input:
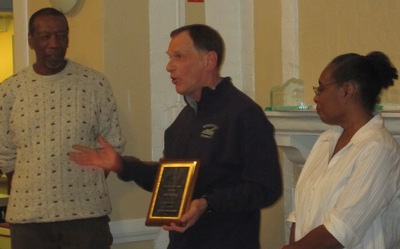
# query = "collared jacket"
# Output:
<box><xmin>119</xmin><ymin>77</ymin><xmax>282</xmax><ymax>249</ymax></box>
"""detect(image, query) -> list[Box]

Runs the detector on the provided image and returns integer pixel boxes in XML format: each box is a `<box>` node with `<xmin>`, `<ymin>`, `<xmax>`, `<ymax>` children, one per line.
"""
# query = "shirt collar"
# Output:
<box><xmin>319</xmin><ymin>114</ymin><xmax>384</xmax><ymax>146</ymax></box>
<box><xmin>184</xmin><ymin>77</ymin><xmax>232</xmax><ymax>112</ymax></box>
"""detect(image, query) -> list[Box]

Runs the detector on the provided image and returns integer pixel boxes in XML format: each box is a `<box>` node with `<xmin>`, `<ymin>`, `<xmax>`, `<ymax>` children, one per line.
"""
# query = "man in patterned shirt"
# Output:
<box><xmin>0</xmin><ymin>7</ymin><xmax>125</xmax><ymax>249</ymax></box>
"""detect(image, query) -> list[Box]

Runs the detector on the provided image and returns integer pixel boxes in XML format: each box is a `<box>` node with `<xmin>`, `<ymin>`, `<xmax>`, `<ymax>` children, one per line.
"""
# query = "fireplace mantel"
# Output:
<box><xmin>266</xmin><ymin>111</ymin><xmax>400</xmax><ymax>165</ymax></box>
<box><xmin>266</xmin><ymin>110</ymin><xmax>400</xmax><ymax>134</ymax></box>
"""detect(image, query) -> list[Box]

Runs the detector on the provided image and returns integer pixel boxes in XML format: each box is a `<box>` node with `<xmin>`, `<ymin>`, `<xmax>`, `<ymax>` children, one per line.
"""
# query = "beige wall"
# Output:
<box><xmin>0</xmin><ymin>14</ymin><xmax>14</xmax><ymax>82</ymax></box>
<box><xmin>254</xmin><ymin>0</ymin><xmax>283</xmax><ymax>109</ymax></box>
<box><xmin>299</xmin><ymin>0</ymin><xmax>400</xmax><ymax>105</ymax></box>
<box><xmin>254</xmin><ymin>1</ymin><xmax>286</xmax><ymax>248</ymax></box>
<box><xmin>255</xmin><ymin>0</ymin><xmax>400</xmax><ymax>109</ymax></box>
<box><xmin>103</xmin><ymin>0</ymin><xmax>152</xmax><ymax>221</ymax></box>
<box><xmin>185</xmin><ymin>2</ymin><xmax>205</xmax><ymax>25</ymax></box>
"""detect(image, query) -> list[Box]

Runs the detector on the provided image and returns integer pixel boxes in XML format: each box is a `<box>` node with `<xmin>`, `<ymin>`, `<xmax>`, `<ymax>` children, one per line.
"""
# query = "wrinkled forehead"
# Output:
<box><xmin>31</xmin><ymin>15</ymin><xmax>68</xmax><ymax>34</ymax></box>
<box><xmin>167</xmin><ymin>32</ymin><xmax>196</xmax><ymax>53</ymax></box>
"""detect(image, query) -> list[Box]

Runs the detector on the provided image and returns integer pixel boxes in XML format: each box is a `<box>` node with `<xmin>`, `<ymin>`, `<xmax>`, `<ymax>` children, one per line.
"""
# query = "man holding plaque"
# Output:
<box><xmin>69</xmin><ymin>24</ymin><xmax>282</xmax><ymax>249</ymax></box>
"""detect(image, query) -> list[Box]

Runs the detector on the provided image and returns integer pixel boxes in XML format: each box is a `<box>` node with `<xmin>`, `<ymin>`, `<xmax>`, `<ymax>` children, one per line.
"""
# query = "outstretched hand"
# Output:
<box><xmin>162</xmin><ymin>198</ymin><xmax>208</xmax><ymax>233</ymax></box>
<box><xmin>68</xmin><ymin>135</ymin><xmax>122</xmax><ymax>172</ymax></box>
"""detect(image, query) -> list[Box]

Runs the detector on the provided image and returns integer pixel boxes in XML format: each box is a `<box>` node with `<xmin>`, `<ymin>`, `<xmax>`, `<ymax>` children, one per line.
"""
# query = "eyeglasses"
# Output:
<box><xmin>313</xmin><ymin>81</ymin><xmax>339</xmax><ymax>95</ymax></box>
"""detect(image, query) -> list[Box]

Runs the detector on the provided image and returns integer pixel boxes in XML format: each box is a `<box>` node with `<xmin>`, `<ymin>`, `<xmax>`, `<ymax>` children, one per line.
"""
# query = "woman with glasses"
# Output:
<box><xmin>282</xmin><ymin>51</ymin><xmax>400</xmax><ymax>249</ymax></box>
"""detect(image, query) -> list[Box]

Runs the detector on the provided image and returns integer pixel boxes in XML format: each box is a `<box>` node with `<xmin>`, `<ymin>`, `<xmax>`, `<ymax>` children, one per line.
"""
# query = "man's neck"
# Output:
<box><xmin>33</xmin><ymin>60</ymin><xmax>67</xmax><ymax>75</ymax></box>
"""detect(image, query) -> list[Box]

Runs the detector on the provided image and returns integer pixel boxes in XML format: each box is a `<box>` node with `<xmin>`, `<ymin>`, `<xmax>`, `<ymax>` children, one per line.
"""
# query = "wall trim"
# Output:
<box><xmin>110</xmin><ymin>218</ymin><xmax>161</xmax><ymax>245</ymax></box>
<box><xmin>12</xmin><ymin>0</ymin><xmax>29</xmax><ymax>71</ymax></box>
<box><xmin>281</xmin><ymin>0</ymin><xmax>299</xmax><ymax>81</ymax></box>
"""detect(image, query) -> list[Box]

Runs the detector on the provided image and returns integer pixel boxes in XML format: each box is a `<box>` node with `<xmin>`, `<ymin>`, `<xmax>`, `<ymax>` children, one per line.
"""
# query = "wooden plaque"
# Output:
<box><xmin>145</xmin><ymin>160</ymin><xmax>199</xmax><ymax>226</ymax></box>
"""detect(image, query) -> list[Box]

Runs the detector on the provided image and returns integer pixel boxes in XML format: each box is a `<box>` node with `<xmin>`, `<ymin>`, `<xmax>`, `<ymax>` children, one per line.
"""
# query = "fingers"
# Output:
<box><xmin>179</xmin><ymin>210</ymin><xmax>194</xmax><ymax>224</ymax></box>
<box><xmin>71</xmin><ymin>144</ymin><xmax>93</xmax><ymax>152</ymax></box>
<box><xmin>70</xmin><ymin>135</ymin><xmax>109</xmax><ymax>153</ymax></box>
<box><xmin>70</xmin><ymin>135</ymin><xmax>107</xmax><ymax>154</ymax></box>
<box><xmin>97</xmin><ymin>135</ymin><xmax>111</xmax><ymax>149</ymax></box>
<box><xmin>162</xmin><ymin>222</ymin><xmax>188</xmax><ymax>233</ymax></box>
<box><xmin>68</xmin><ymin>152</ymin><xmax>93</xmax><ymax>165</ymax></box>
<box><xmin>69</xmin><ymin>135</ymin><xmax>120</xmax><ymax>172</ymax></box>
<box><xmin>161</xmin><ymin>200</ymin><xmax>206</xmax><ymax>233</ymax></box>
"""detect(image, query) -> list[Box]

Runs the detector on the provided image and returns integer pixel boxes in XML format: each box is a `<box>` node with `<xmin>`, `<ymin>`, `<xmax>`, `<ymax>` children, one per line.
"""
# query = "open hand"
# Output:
<box><xmin>68</xmin><ymin>135</ymin><xmax>122</xmax><ymax>172</ymax></box>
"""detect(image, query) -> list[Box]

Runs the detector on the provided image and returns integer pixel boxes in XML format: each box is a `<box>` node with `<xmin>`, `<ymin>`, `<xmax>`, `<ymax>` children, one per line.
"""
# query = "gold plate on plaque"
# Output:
<box><xmin>145</xmin><ymin>160</ymin><xmax>199</xmax><ymax>226</ymax></box>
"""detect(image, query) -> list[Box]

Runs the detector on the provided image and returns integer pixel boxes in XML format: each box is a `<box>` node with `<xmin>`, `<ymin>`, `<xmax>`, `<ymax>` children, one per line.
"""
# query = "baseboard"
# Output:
<box><xmin>110</xmin><ymin>218</ymin><xmax>161</xmax><ymax>244</ymax></box>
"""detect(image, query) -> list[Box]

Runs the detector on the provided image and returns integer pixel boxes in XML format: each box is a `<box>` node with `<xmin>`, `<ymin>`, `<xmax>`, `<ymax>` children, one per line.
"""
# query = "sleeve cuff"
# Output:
<box><xmin>324</xmin><ymin>211</ymin><xmax>361</xmax><ymax>248</ymax></box>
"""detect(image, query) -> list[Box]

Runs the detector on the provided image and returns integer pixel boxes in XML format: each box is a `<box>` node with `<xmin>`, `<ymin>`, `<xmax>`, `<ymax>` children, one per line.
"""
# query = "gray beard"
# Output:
<box><xmin>45</xmin><ymin>60</ymin><xmax>64</xmax><ymax>69</ymax></box>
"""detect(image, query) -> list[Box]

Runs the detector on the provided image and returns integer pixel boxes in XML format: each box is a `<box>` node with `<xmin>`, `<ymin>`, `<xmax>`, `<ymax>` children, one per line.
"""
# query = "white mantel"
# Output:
<box><xmin>265</xmin><ymin>110</ymin><xmax>400</xmax><ymax>241</ymax></box>
<box><xmin>266</xmin><ymin>111</ymin><xmax>400</xmax><ymax>135</ymax></box>
<box><xmin>266</xmin><ymin>111</ymin><xmax>400</xmax><ymax>164</ymax></box>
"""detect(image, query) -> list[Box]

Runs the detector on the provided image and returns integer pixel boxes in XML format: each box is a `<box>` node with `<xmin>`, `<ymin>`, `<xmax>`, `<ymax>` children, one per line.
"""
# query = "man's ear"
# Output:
<box><xmin>28</xmin><ymin>34</ymin><xmax>34</xmax><ymax>49</ymax></box>
<box><xmin>205</xmin><ymin>51</ymin><xmax>218</xmax><ymax>70</ymax></box>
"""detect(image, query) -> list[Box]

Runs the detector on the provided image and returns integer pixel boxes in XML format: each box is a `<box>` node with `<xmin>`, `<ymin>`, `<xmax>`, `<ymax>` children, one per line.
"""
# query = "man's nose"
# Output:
<box><xmin>48</xmin><ymin>34</ymin><xmax>60</xmax><ymax>47</ymax></box>
<box><xmin>166</xmin><ymin>60</ymin><xmax>174</xmax><ymax>72</ymax></box>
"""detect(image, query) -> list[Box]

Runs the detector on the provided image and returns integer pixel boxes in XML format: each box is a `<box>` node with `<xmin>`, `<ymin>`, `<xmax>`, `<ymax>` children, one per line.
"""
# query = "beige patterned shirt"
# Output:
<box><xmin>0</xmin><ymin>60</ymin><xmax>125</xmax><ymax>223</ymax></box>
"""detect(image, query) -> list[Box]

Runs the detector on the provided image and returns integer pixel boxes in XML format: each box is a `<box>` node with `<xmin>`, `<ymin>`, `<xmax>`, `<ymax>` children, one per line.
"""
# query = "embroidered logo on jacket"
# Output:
<box><xmin>201</xmin><ymin>124</ymin><xmax>219</xmax><ymax>138</ymax></box>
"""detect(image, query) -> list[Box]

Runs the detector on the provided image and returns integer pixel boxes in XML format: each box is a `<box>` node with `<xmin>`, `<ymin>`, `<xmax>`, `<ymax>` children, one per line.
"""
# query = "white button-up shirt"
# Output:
<box><xmin>288</xmin><ymin>114</ymin><xmax>400</xmax><ymax>249</ymax></box>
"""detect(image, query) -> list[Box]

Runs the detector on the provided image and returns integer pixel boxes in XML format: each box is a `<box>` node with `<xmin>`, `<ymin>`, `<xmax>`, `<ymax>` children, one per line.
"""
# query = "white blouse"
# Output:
<box><xmin>288</xmin><ymin>114</ymin><xmax>400</xmax><ymax>249</ymax></box>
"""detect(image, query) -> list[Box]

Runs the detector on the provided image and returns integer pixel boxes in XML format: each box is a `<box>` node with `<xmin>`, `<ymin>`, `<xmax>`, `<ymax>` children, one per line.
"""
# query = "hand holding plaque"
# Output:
<box><xmin>145</xmin><ymin>160</ymin><xmax>200</xmax><ymax>226</ymax></box>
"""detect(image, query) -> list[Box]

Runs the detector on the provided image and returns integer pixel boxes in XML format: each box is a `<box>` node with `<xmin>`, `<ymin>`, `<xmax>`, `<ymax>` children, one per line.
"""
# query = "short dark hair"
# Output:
<box><xmin>170</xmin><ymin>24</ymin><xmax>225</xmax><ymax>70</ymax></box>
<box><xmin>329</xmin><ymin>51</ymin><xmax>398</xmax><ymax>111</ymax></box>
<box><xmin>28</xmin><ymin>7</ymin><xmax>69</xmax><ymax>35</ymax></box>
